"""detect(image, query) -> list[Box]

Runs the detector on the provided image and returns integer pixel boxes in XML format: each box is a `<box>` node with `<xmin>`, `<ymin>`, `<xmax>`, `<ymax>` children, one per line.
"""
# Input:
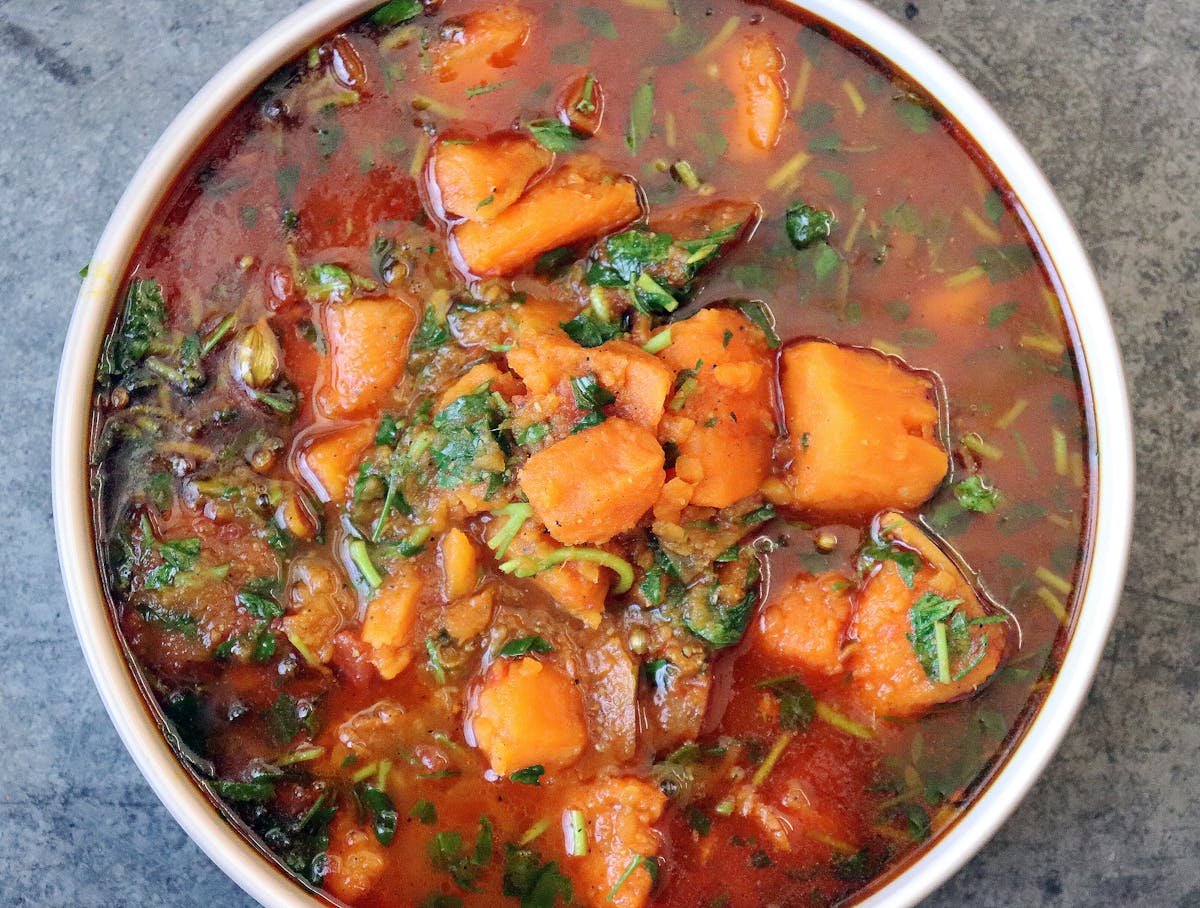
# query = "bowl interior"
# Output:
<box><xmin>52</xmin><ymin>1</ymin><xmax>1134</xmax><ymax>906</ymax></box>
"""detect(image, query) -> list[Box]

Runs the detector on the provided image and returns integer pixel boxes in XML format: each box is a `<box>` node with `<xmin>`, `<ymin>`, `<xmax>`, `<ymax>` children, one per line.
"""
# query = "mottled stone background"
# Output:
<box><xmin>0</xmin><ymin>0</ymin><xmax>1195</xmax><ymax>905</ymax></box>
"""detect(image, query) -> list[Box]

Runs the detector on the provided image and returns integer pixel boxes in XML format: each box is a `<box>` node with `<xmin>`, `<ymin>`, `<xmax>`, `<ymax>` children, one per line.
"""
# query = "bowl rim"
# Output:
<box><xmin>52</xmin><ymin>1</ymin><xmax>1134</xmax><ymax>906</ymax></box>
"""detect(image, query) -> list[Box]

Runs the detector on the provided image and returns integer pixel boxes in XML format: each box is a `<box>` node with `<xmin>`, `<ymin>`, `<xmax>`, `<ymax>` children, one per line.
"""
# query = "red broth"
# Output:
<box><xmin>89</xmin><ymin>2</ymin><xmax>1091</xmax><ymax>906</ymax></box>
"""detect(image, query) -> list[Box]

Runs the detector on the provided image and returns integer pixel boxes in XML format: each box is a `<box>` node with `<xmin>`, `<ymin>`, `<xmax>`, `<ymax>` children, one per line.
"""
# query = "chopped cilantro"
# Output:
<box><xmin>754</xmin><ymin>675</ymin><xmax>816</xmax><ymax>731</ymax></box>
<box><xmin>528</xmin><ymin>119</ymin><xmax>582</xmax><ymax>153</ymax></box>
<box><xmin>976</xmin><ymin>244</ymin><xmax>1036</xmax><ymax>283</ymax></box>
<box><xmin>955</xmin><ymin>475</ymin><xmax>1001</xmax><ymax>513</ymax></box>
<box><xmin>569</xmin><ymin>373</ymin><xmax>616</xmax><ymax>432</ymax></box>
<box><xmin>498</xmin><ymin>636</ymin><xmax>554</xmax><ymax>658</ymax></box>
<box><xmin>561</xmin><ymin>311</ymin><xmax>623</xmax><ymax>347</ymax></box>
<box><xmin>510</xmin><ymin>765</ymin><xmax>546</xmax><ymax>785</ymax></box>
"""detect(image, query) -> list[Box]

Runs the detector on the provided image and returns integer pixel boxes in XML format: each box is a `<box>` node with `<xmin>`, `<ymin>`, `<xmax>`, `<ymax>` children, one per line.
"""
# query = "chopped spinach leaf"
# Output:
<box><xmin>528</xmin><ymin>119</ymin><xmax>582</xmax><ymax>153</ymax></box>
<box><xmin>976</xmin><ymin>244</ymin><xmax>1036</xmax><ymax>283</ymax></box>
<box><xmin>755</xmin><ymin>674</ymin><xmax>816</xmax><ymax>731</ymax></box>
<box><xmin>498</xmin><ymin>636</ymin><xmax>554</xmax><ymax>658</ymax></box>
<box><xmin>785</xmin><ymin>202</ymin><xmax>835</xmax><ymax>249</ymax></box>
<box><xmin>510</xmin><ymin>765</ymin><xmax>545</xmax><ymax>785</ymax></box>
<box><xmin>371</xmin><ymin>0</ymin><xmax>422</xmax><ymax>26</ymax></box>
<box><xmin>413</xmin><ymin>305</ymin><xmax>451</xmax><ymax>351</ymax></box>
<box><xmin>569</xmin><ymin>373</ymin><xmax>616</xmax><ymax>432</ymax></box>
<box><xmin>561</xmin><ymin>311</ymin><xmax>623</xmax><ymax>347</ymax></box>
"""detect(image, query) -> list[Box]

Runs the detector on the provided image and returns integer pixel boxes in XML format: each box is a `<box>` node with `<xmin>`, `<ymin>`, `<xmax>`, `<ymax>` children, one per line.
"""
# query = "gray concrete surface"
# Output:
<box><xmin>0</xmin><ymin>0</ymin><xmax>1195</xmax><ymax>905</ymax></box>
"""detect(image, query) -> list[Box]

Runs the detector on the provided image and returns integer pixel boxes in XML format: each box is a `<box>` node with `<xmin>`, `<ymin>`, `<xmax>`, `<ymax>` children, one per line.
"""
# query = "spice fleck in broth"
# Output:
<box><xmin>90</xmin><ymin>1</ymin><xmax>1091</xmax><ymax>905</ymax></box>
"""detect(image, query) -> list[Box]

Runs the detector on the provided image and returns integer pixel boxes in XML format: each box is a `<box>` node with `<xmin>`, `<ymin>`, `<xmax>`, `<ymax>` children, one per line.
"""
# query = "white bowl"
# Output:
<box><xmin>52</xmin><ymin>1</ymin><xmax>1135</xmax><ymax>905</ymax></box>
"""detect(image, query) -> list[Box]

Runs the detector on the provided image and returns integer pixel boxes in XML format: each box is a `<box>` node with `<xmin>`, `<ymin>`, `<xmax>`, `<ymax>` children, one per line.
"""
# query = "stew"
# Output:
<box><xmin>89</xmin><ymin>1</ymin><xmax>1092</xmax><ymax>906</ymax></box>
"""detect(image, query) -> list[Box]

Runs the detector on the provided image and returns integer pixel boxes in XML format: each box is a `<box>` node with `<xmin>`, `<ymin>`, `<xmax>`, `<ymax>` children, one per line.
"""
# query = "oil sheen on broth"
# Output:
<box><xmin>89</xmin><ymin>1</ymin><xmax>1091</xmax><ymax>906</ymax></box>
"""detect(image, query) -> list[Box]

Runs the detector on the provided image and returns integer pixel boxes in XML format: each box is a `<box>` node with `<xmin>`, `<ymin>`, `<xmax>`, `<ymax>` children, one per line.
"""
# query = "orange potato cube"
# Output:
<box><xmin>519</xmin><ymin>418</ymin><xmax>665</xmax><ymax>545</ymax></box>
<box><xmin>453</xmin><ymin>154</ymin><xmax>641</xmax><ymax>276</ymax></box>
<box><xmin>659</xmin><ymin>308</ymin><xmax>777</xmax><ymax>507</ymax></box>
<box><xmin>727</xmin><ymin>30</ymin><xmax>788</xmax><ymax>155</ymax></box>
<box><xmin>781</xmin><ymin>341</ymin><xmax>947</xmax><ymax>516</ymax></box>
<box><xmin>849</xmin><ymin>514</ymin><xmax>1006</xmax><ymax>717</ymax></box>
<box><xmin>507</xmin><ymin>331</ymin><xmax>674</xmax><ymax>431</ymax></box>
<box><xmin>432</xmin><ymin>2</ymin><xmax>534</xmax><ymax>83</ymax></box>
<box><xmin>571</xmin><ymin>776</ymin><xmax>667</xmax><ymax>908</ymax></box>
<box><xmin>505</xmin><ymin>521</ymin><xmax>610</xmax><ymax>627</ymax></box>
<box><xmin>757</xmin><ymin>572</ymin><xmax>852</xmax><ymax>675</ymax></box>
<box><xmin>437</xmin><ymin>362</ymin><xmax>502</xmax><ymax>412</ymax></box>
<box><xmin>431</xmin><ymin>133</ymin><xmax>552</xmax><ymax>222</ymax></box>
<box><xmin>318</xmin><ymin>296</ymin><xmax>416</xmax><ymax>418</ymax></box>
<box><xmin>440</xmin><ymin>527</ymin><xmax>478</xmax><ymax>600</ymax></box>
<box><xmin>361</xmin><ymin>566</ymin><xmax>423</xmax><ymax>680</ymax></box>
<box><xmin>324</xmin><ymin>813</ymin><xmax>387</xmax><ymax>901</ymax></box>
<box><xmin>470</xmin><ymin>656</ymin><xmax>588</xmax><ymax>775</ymax></box>
<box><xmin>295</xmin><ymin>422</ymin><xmax>375</xmax><ymax>504</ymax></box>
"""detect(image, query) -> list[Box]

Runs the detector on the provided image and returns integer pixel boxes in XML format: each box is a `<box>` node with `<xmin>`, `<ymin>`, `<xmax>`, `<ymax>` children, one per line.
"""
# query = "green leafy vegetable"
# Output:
<box><xmin>413</xmin><ymin>305</ymin><xmax>451</xmax><ymax>351</ymax></box>
<box><xmin>755</xmin><ymin>675</ymin><xmax>816</xmax><ymax>731</ymax></box>
<box><xmin>430</xmin><ymin>388</ymin><xmax>508</xmax><ymax>490</ymax></box>
<box><xmin>976</xmin><ymin>244</ymin><xmax>1036</xmax><ymax>283</ymax></box>
<box><xmin>858</xmin><ymin>533</ymin><xmax>922</xmax><ymax>588</ymax></box>
<box><xmin>954</xmin><ymin>475</ymin><xmax>1001</xmax><ymax>513</ymax></box>
<box><xmin>411</xmin><ymin>799</ymin><xmax>438</xmax><ymax>825</ymax></box>
<box><xmin>569</xmin><ymin>373</ymin><xmax>616</xmax><ymax>432</ymax></box>
<box><xmin>561</xmin><ymin>311</ymin><xmax>623</xmax><ymax>347</ymax></box>
<box><xmin>988</xmin><ymin>300</ymin><xmax>1019</xmax><ymax>327</ymax></box>
<box><xmin>577</xmin><ymin>6</ymin><xmax>617</xmax><ymax>38</ymax></box>
<box><xmin>785</xmin><ymin>202</ymin><xmax>834</xmax><ymax>249</ymax></box>
<box><xmin>99</xmin><ymin>279</ymin><xmax>167</xmax><ymax>382</ymax></box>
<box><xmin>371</xmin><ymin>0</ymin><xmax>422</xmax><ymax>26</ymax></box>
<box><xmin>301</xmin><ymin>264</ymin><xmax>377</xmax><ymax>301</ymax></box>
<box><xmin>733</xmin><ymin>301</ymin><xmax>781</xmax><ymax>349</ymax></box>
<box><xmin>212</xmin><ymin>779</ymin><xmax>276</xmax><ymax>802</ymax></box>
<box><xmin>428</xmin><ymin>818</ymin><xmax>493</xmax><ymax>892</ymax></box>
<box><xmin>528</xmin><ymin>119</ymin><xmax>582</xmax><ymax>153</ymax></box>
<box><xmin>907</xmin><ymin>592</ymin><xmax>966</xmax><ymax>683</ymax></box>
<box><xmin>510</xmin><ymin>765</ymin><xmax>546</xmax><ymax>785</ymax></box>
<box><xmin>895</xmin><ymin>99</ymin><xmax>935</xmax><ymax>133</ymax></box>
<box><xmin>357</xmin><ymin>783</ymin><xmax>399</xmax><ymax>845</ymax></box>
<box><xmin>812</xmin><ymin>243</ymin><xmax>842</xmax><ymax>280</ymax></box>
<box><xmin>683</xmin><ymin>556</ymin><xmax>760</xmax><ymax>649</ymax></box>
<box><xmin>502</xmin><ymin>845</ymin><xmax>573</xmax><ymax>908</ymax></box>
<box><xmin>499</xmin><ymin>636</ymin><xmax>554</xmax><ymax>658</ymax></box>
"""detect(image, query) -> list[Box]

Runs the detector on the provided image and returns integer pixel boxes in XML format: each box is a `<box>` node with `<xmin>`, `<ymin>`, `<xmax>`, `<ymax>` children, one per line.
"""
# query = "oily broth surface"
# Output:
<box><xmin>91</xmin><ymin>1</ymin><xmax>1090</xmax><ymax>906</ymax></box>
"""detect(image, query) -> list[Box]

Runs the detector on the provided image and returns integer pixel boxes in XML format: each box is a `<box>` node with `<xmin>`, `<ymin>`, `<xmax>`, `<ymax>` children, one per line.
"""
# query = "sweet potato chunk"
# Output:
<box><xmin>849</xmin><ymin>514</ymin><xmax>1005</xmax><ymax>716</ymax></box>
<box><xmin>432</xmin><ymin>133</ymin><xmax>552</xmax><ymax>222</ymax></box>
<box><xmin>659</xmin><ymin>308</ymin><xmax>776</xmax><ymax>507</ymax></box>
<box><xmin>318</xmin><ymin>296</ymin><xmax>416</xmax><ymax>418</ymax></box>
<box><xmin>324</xmin><ymin>813</ymin><xmax>387</xmax><ymax>901</ymax></box>
<box><xmin>432</xmin><ymin>2</ymin><xmax>534</xmax><ymax>83</ymax></box>
<box><xmin>283</xmin><ymin>557</ymin><xmax>354</xmax><ymax>665</ymax></box>
<box><xmin>361</xmin><ymin>566</ymin><xmax>423</xmax><ymax>680</ymax></box>
<box><xmin>454</xmin><ymin>154</ymin><xmax>641</xmax><ymax>276</ymax></box>
<box><xmin>295</xmin><ymin>422</ymin><xmax>375</xmax><ymax>503</ymax></box>
<box><xmin>571</xmin><ymin>776</ymin><xmax>667</xmax><ymax>908</ymax></box>
<box><xmin>507</xmin><ymin>330</ymin><xmax>673</xmax><ymax>431</ymax></box>
<box><xmin>757</xmin><ymin>572</ymin><xmax>852</xmax><ymax>675</ymax></box>
<box><xmin>470</xmin><ymin>656</ymin><xmax>588</xmax><ymax>775</ymax></box>
<box><xmin>440</xmin><ymin>527</ymin><xmax>478</xmax><ymax>600</ymax></box>
<box><xmin>505</xmin><ymin>520</ymin><xmax>610</xmax><ymax>627</ymax></box>
<box><xmin>520</xmin><ymin>418</ymin><xmax>665</xmax><ymax>545</ymax></box>
<box><xmin>781</xmin><ymin>341</ymin><xmax>947</xmax><ymax>516</ymax></box>
<box><xmin>436</xmin><ymin>362</ymin><xmax>503</xmax><ymax>412</ymax></box>
<box><xmin>726</xmin><ymin>30</ymin><xmax>788</xmax><ymax>155</ymax></box>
